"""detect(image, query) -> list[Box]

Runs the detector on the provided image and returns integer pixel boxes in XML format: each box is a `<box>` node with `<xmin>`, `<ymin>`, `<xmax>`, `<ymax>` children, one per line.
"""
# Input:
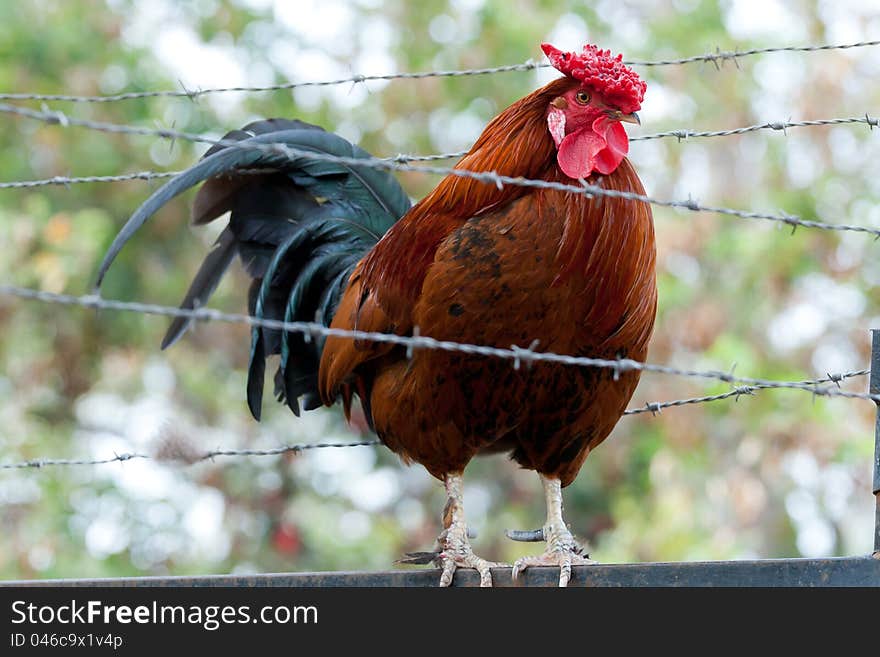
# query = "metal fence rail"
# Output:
<box><xmin>871</xmin><ymin>331</ymin><xmax>880</xmax><ymax>555</ymax></box>
<box><xmin>3</xmin><ymin>557</ymin><xmax>878</xmax><ymax>587</ymax></box>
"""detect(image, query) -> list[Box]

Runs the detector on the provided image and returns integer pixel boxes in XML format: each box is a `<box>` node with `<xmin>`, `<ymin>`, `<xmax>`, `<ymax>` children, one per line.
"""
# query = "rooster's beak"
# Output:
<box><xmin>616</xmin><ymin>111</ymin><xmax>640</xmax><ymax>125</ymax></box>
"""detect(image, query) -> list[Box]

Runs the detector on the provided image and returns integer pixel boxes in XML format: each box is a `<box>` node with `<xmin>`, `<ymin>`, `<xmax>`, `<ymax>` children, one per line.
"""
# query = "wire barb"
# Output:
<box><xmin>406</xmin><ymin>326</ymin><xmax>420</xmax><ymax>360</ymax></box>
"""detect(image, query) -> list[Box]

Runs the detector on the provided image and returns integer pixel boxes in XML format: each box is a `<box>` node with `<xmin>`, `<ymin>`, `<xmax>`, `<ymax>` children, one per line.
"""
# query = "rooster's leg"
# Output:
<box><xmin>435</xmin><ymin>471</ymin><xmax>505</xmax><ymax>587</ymax></box>
<box><xmin>510</xmin><ymin>474</ymin><xmax>595</xmax><ymax>587</ymax></box>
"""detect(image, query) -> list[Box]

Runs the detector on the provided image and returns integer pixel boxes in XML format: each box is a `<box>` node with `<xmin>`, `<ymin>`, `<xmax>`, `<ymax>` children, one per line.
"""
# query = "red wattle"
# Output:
<box><xmin>555</xmin><ymin>117</ymin><xmax>631</xmax><ymax>179</ymax></box>
<box><xmin>556</xmin><ymin>127</ymin><xmax>605</xmax><ymax>179</ymax></box>
<box><xmin>593</xmin><ymin>119</ymin><xmax>629</xmax><ymax>175</ymax></box>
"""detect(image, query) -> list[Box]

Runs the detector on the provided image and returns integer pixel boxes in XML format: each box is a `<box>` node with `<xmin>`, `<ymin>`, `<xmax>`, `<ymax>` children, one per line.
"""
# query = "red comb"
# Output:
<box><xmin>541</xmin><ymin>43</ymin><xmax>646</xmax><ymax>114</ymax></box>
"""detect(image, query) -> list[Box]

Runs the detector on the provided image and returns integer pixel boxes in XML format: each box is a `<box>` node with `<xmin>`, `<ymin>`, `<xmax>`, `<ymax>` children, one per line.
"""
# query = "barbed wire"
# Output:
<box><xmin>3</xmin><ymin>103</ymin><xmax>879</xmax><ymax>239</ymax></box>
<box><xmin>0</xmin><ymin>62</ymin><xmax>548</xmax><ymax>104</ymax></box>
<box><xmin>1</xmin><ymin>40</ymin><xmax>877</xmax><ymax>473</ymax></box>
<box><xmin>0</xmin><ymin>39</ymin><xmax>877</xmax><ymax>104</ymax></box>
<box><xmin>626</xmin><ymin>39</ymin><xmax>880</xmax><ymax>66</ymax></box>
<box><xmin>0</xmin><ymin>365</ymin><xmax>868</xmax><ymax>469</ymax></box>
<box><xmin>0</xmin><ymin>170</ymin><xmax>181</xmax><ymax>189</ymax></box>
<box><xmin>0</xmin><ymin>439</ymin><xmax>381</xmax><ymax>471</ymax></box>
<box><xmin>623</xmin><ymin>369</ymin><xmax>869</xmax><ymax>416</ymax></box>
<box><xmin>6</xmin><ymin>112</ymin><xmax>880</xmax><ymax>190</ymax></box>
<box><xmin>0</xmin><ymin>366</ymin><xmax>868</xmax><ymax>469</ymax></box>
<box><xmin>631</xmin><ymin>114</ymin><xmax>880</xmax><ymax>142</ymax></box>
<box><xmin>0</xmin><ymin>284</ymin><xmax>875</xmax><ymax>406</ymax></box>
<box><xmin>0</xmin><ymin>149</ymin><xmax>473</xmax><ymax>189</ymax></box>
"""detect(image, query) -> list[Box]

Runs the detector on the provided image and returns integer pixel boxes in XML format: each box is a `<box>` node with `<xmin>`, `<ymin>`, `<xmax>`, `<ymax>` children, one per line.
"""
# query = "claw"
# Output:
<box><xmin>438</xmin><ymin>551</ymin><xmax>506</xmax><ymax>587</ymax></box>
<box><xmin>512</xmin><ymin>549</ymin><xmax>594</xmax><ymax>586</ymax></box>
<box><xmin>439</xmin><ymin>559</ymin><xmax>457</xmax><ymax>587</ymax></box>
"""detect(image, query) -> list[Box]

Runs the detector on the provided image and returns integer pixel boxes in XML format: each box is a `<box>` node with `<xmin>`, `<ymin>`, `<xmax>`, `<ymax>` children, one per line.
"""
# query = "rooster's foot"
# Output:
<box><xmin>510</xmin><ymin>523</ymin><xmax>594</xmax><ymax>587</ymax></box>
<box><xmin>437</xmin><ymin>534</ymin><xmax>506</xmax><ymax>587</ymax></box>
<box><xmin>508</xmin><ymin>474</ymin><xmax>594</xmax><ymax>587</ymax></box>
<box><xmin>435</xmin><ymin>472</ymin><xmax>507</xmax><ymax>587</ymax></box>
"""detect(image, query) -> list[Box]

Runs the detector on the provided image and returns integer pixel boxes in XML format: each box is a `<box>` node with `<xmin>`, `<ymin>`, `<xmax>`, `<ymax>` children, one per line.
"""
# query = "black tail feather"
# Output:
<box><xmin>99</xmin><ymin>118</ymin><xmax>411</xmax><ymax>420</ymax></box>
<box><xmin>161</xmin><ymin>226</ymin><xmax>238</xmax><ymax>350</ymax></box>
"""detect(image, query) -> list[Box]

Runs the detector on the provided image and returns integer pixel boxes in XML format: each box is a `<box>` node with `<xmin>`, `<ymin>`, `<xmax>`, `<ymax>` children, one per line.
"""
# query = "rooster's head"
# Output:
<box><xmin>542</xmin><ymin>42</ymin><xmax>645</xmax><ymax>179</ymax></box>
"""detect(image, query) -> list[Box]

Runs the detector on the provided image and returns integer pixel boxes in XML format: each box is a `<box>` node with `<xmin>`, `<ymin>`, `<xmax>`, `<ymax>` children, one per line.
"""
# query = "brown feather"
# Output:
<box><xmin>357</xmin><ymin>76</ymin><xmax>575</xmax><ymax>321</ymax></box>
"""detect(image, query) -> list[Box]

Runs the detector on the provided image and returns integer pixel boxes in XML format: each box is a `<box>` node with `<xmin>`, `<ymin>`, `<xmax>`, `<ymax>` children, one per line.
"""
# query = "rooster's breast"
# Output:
<box><xmin>369</xmin><ymin>181</ymin><xmax>657</xmax><ymax>482</ymax></box>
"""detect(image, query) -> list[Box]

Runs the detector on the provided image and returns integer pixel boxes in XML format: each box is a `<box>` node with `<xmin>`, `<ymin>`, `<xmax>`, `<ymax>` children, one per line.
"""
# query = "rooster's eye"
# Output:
<box><xmin>575</xmin><ymin>91</ymin><xmax>591</xmax><ymax>105</ymax></box>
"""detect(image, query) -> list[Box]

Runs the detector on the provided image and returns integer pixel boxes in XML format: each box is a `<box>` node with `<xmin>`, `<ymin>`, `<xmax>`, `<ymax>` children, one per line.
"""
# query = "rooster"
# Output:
<box><xmin>96</xmin><ymin>42</ymin><xmax>656</xmax><ymax>587</ymax></box>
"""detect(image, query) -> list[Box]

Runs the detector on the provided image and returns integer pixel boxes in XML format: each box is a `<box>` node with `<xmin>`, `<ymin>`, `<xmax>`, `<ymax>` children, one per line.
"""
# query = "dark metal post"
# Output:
<box><xmin>870</xmin><ymin>330</ymin><xmax>880</xmax><ymax>556</ymax></box>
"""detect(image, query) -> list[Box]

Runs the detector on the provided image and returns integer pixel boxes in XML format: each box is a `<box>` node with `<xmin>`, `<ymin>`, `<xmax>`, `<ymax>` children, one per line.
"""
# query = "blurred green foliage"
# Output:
<box><xmin>1</xmin><ymin>0</ymin><xmax>879</xmax><ymax>580</ymax></box>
